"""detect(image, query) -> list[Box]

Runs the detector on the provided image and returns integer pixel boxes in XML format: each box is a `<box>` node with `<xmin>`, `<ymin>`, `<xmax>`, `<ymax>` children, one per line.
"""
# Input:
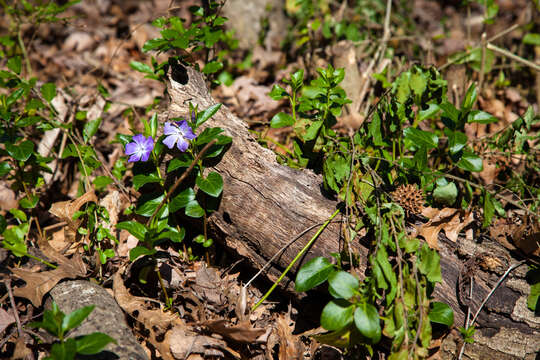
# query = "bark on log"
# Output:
<box><xmin>165</xmin><ymin>65</ymin><xmax>539</xmax><ymax>359</ymax></box>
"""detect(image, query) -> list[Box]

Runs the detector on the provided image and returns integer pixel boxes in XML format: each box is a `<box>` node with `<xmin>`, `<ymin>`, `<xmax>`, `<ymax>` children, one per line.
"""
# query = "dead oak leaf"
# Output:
<box><xmin>10</xmin><ymin>252</ymin><xmax>86</xmax><ymax>307</ymax></box>
<box><xmin>0</xmin><ymin>307</ymin><xmax>16</xmax><ymax>333</ymax></box>
<box><xmin>49</xmin><ymin>190</ymin><xmax>98</xmax><ymax>243</ymax></box>
<box><xmin>113</xmin><ymin>268</ymin><xmax>181</xmax><ymax>360</ymax></box>
<box><xmin>418</xmin><ymin>207</ymin><xmax>474</xmax><ymax>249</ymax></box>
<box><xmin>275</xmin><ymin>312</ymin><xmax>303</xmax><ymax>360</ymax></box>
<box><xmin>169</xmin><ymin>325</ymin><xmax>239</xmax><ymax>360</ymax></box>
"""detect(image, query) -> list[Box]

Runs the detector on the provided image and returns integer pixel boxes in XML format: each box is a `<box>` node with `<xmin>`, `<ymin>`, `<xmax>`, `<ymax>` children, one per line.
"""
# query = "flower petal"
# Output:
<box><xmin>140</xmin><ymin>150</ymin><xmax>151</xmax><ymax>162</ymax></box>
<box><xmin>128</xmin><ymin>153</ymin><xmax>141</xmax><ymax>162</ymax></box>
<box><xmin>163</xmin><ymin>122</ymin><xmax>178</xmax><ymax>136</ymax></box>
<box><xmin>125</xmin><ymin>142</ymin><xmax>137</xmax><ymax>155</ymax></box>
<box><xmin>163</xmin><ymin>134</ymin><xmax>178</xmax><ymax>149</ymax></box>
<box><xmin>132</xmin><ymin>133</ymin><xmax>146</xmax><ymax>144</ymax></box>
<box><xmin>176</xmin><ymin>138</ymin><xmax>189</xmax><ymax>152</ymax></box>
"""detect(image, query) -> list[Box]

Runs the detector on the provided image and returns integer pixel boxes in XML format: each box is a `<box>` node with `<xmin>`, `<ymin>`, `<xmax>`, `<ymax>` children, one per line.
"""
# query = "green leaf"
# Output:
<box><xmin>195</xmin><ymin>127</ymin><xmax>224</xmax><ymax>145</ymax></box>
<box><xmin>320</xmin><ymin>299</ymin><xmax>354</xmax><ymax>331</ymax></box>
<box><xmin>136</xmin><ymin>193</ymin><xmax>165</xmax><ymax>217</ymax></box>
<box><xmin>129</xmin><ymin>246</ymin><xmax>157</xmax><ymax>261</ymax></box>
<box><xmin>185</xmin><ymin>200</ymin><xmax>205</xmax><ymax>218</ymax></box>
<box><xmin>196</xmin><ymin>171</ymin><xmax>223</xmax><ymax>197</ymax></box>
<box><xmin>41</xmin><ymin>83</ymin><xmax>56</xmax><ymax>102</ymax></box>
<box><xmin>523</xmin><ymin>33</ymin><xmax>540</xmax><ymax>45</ymax></box>
<box><xmin>202</xmin><ymin>60</ymin><xmax>223</xmax><ymax>74</ymax></box>
<box><xmin>295</xmin><ymin>257</ymin><xmax>334</xmax><ymax>292</ymax></box>
<box><xmin>461</xmin><ymin>83</ymin><xmax>477</xmax><ymax>110</ymax></box>
<box><xmin>2</xmin><ymin>226</ymin><xmax>28</xmax><ymax>257</ymax></box>
<box><xmin>467</xmin><ymin>110</ymin><xmax>498</xmax><ymax>124</ymax></box>
<box><xmin>269</xmin><ymin>84</ymin><xmax>288</xmax><ymax>100</ymax></box>
<box><xmin>433</xmin><ymin>182</ymin><xmax>458</xmax><ymax>206</ymax></box>
<box><xmin>167</xmin><ymin>153</ymin><xmax>193</xmax><ymax>172</ymax></box>
<box><xmin>418</xmin><ymin>104</ymin><xmax>440</xmax><ymax>121</ymax></box>
<box><xmin>49</xmin><ymin>339</ymin><xmax>76</xmax><ymax>360</ymax></box>
<box><xmin>527</xmin><ymin>274</ymin><xmax>540</xmax><ymax>312</ymax></box>
<box><xmin>328</xmin><ymin>271</ymin><xmax>359</xmax><ymax>299</ymax></box>
<box><xmin>403</xmin><ymin>128</ymin><xmax>438</xmax><ymax>149</ymax></box>
<box><xmin>169</xmin><ymin>188</ymin><xmax>196</xmax><ymax>212</ymax></box>
<box><xmin>116</xmin><ymin>221</ymin><xmax>147</xmax><ymax>241</ymax></box>
<box><xmin>76</xmin><ymin>332</ymin><xmax>116</xmax><ymax>355</ymax></box>
<box><xmin>303</xmin><ymin>120</ymin><xmax>323</xmax><ymax>141</ymax></box>
<box><xmin>196</xmin><ymin>103</ymin><xmax>222</xmax><ymax>127</ymax></box>
<box><xmin>130</xmin><ymin>61</ymin><xmax>154</xmax><ymax>74</ymax></box>
<box><xmin>9</xmin><ymin>209</ymin><xmax>27</xmax><ymax>222</ymax></box>
<box><xmin>0</xmin><ymin>162</ymin><xmax>11</xmax><ymax>176</ymax></box>
<box><xmin>19</xmin><ymin>194</ymin><xmax>39</xmax><ymax>209</ymax></box>
<box><xmin>457</xmin><ymin>151</ymin><xmax>483</xmax><ymax>172</ymax></box>
<box><xmin>62</xmin><ymin>305</ymin><xmax>94</xmax><ymax>333</ymax></box>
<box><xmin>6</xmin><ymin>88</ymin><xmax>25</xmax><ymax>107</ymax></box>
<box><xmin>5</xmin><ymin>141</ymin><xmax>34</xmax><ymax>161</ymax></box>
<box><xmin>429</xmin><ymin>302</ymin><xmax>454</xmax><ymax>326</ymax></box>
<box><xmin>270</xmin><ymin>112</ymin><xmax>294</xmax><ymax>128</ymax></box>
<box><xmin>132</xmin><ymin>174</ymin><xmax>161</xmax><ymax>191</ymax></box>
<box><xmin>83</xmin><ymin>118</ymin><xmax>102</xmax><ymax>143</ymax></box>
<box><xmin>354</xmin><ymin>302</ymin><xmax>381</xmax><ymax>343</ymax></box>
<box><xmin>93</xmin><ymin>176</ymin><xmax>113</xmax><ymax>190</ymax></box>
<box><xmin>447</xmin><ymin>130</ymin><xmax>468</xmax><ymax>155</ymax></box>
<box><xmin>7</xmin><ymin>56</ymin><xmax>21</xmax><ymax>75</ymax></box>
<box><xmin>417</xmin><ymin>244</ymin><xmax>442</xmax><ymax>283</ymax></box>
<box><xmin>482</xmin><ymin>191</ymin><xmax>495</xmax><ymax>228</ymax></box>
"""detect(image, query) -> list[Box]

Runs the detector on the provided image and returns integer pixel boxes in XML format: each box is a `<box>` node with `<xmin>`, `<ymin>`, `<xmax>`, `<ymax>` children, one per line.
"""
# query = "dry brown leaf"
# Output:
<box><xmin>275</xmin><ymin>312</ymin><xmax>303</xmax><ymax>360</ymax></box>
<box><xmin>113</xmin><ymin>269</ymin><xmax>182</xmax><ymax>360</ymax></box>
<box><xmin>12</xmin><ymin>336</ymin><xmax>32</xmax><ymax>359</ymax></box>
<box><xmin>0</xmin><ymin>307</ymin><xmax>16</xmax><ymax>333</ymax></box>
<box><xmin>418</xmin><ymin>207</ymin><xmax>474</xmax><ymax>249</ymax></box>
<box><xmin>11</xmin><ymin>251</ymin><xmax>86</xmax><ymax>307</ymax></box>
<box><xmin>49</xmin><ymin>190</ymin><xmax>98</xmax><ymax>243</ymax></box>
<box><xmin>204</xmin><ymin>319</ymin><xmax>266</xmax><ymax>343</ymax></box>
<box><xmin>0</xmin><ymin>183</ymin><xmax>18</xmax><ymax>212</ymax></box>
<box><xmin>169</xmin><ymin>325</ymin><xmax>231</xmax><ymax>360</ymax></box>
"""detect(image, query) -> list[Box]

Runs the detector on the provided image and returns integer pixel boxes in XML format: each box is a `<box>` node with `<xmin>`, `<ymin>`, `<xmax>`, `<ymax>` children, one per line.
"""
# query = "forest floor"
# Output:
<box><xmin>0</xmin><ymin>0</ymin><xmax>539</xmax><ymax>359</ymax></box>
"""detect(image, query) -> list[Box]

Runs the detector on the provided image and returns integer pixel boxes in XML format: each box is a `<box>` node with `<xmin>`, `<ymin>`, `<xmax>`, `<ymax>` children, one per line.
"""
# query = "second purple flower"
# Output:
<box><xmin>163</xmin><ymin>120</ymin><xmax>197</xmax><ymax>152</ymax></box>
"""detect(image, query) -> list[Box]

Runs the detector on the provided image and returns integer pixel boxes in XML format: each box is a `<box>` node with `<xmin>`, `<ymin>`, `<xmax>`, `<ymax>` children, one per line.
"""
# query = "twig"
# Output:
<box><xmin>147</xmin><ymin>138</ymin><xmax>218</xmax><ymax>226</ymax></box>
<box><xmin>478</xmin><ymin>33</ymin><xmax>487</xmax><ymax>95</ymax></box>
<box><xmin>458</xmin><ymin>260</ymin><xmax>527</xmax><ymax>359</ymax></box>
<box><xmin>486</xmin><ymin>42</ymin><xmax>540</xmax><ymax>72</ymax></box>
<box><xmin>5</xmin><ymin>279</ymin><xmax>23</xmax><ymax>337</ymax></box>
<box><xmin>243</xmin><ymin>219</ymin><xmax>342</xmax><ymax>289</ymax></box>
<box><xmin>251</xmin><ymin>208</ymin><xmax>341</xmax><ymax>311</ymax></box>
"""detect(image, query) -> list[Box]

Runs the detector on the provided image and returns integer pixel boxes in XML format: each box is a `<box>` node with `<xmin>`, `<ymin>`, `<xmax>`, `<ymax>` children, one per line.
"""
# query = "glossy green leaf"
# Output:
<box><xmin>320</xmin><ymin>299</ymin><xmax>354</xmax><ymax>331</ymax></box>
<box><xmin>130</xmin><ymin>61</ymin><xmax>154</xmax><ymax>74</ymax></box>
<box><xmin>447</xmin><ymin>130</ymin><xmax>468</xmax><ymax>154</ymax></box>
<box><xmin>7</xmin><ymin>56</ymin><xmax>21</xmax><ymax>75</ymax></box>
<box><xmin>523</xmin><ymin>33</ymin><xmax>540</xmax><ymax>45</ymax></box>
<box><xmin>76</xmin><ymin>332</ymin><xmax>116</xmax><ymax>355</ymax></box>
<box><xmin>0</xmin><ymin>162</ymin><xmax>11</xmax><ymax>176</ymax></box>
<box><xmin>457</xmin><ymin>151</ymin><xmax>483</xmax><ymax>172</ymax></box>
<box><xmin>62</xmin><ymin>305</ymin><xmax>94</xmax><ymax>333</ymax></box>
<box><xmin>196</xmin><ymin>103</ymin><xmax>222</xmax><ymax>127</ymax></box>
<box><xmin>129</xmin><ymin>246</ymin><xmax>156</xmax><ymax>261</ymax></box>
<box><xmin>461</xmin><ymin>83</ymin><xmax>477</xmax><ymax>110</ymax></box>
<box><xmin>268</xmin><ymin>84</ymin><xmax>288</xmax><ymax>100</ymax></box>
<box><xmin>169</xmin><ymin>188</ymin><xmax>196</xmax><ymax>212</ymax></box>
<box><xmin>295</xmin><ymin>257</ymin><xmax>334</xmax><ymax>292</ymax></box>
<box><xmin>41</xmin><ymin>82</ymin><xmax>56</xmax><ymax>102</ymax></box>
<box><xmin>196</xmin><ymin>171</ymin><xmax>223</xmax><ymax>197</ymax></box>
<box><xmin>270</xmin><ymin>112</ymin><xmax>294</xmax><ymax>128</ymax></box>
<box><xmin>49</xmin><ymin>339</ymin><xmax>76</xmax><ymax>360</ymax></box>
<box><xmin>303</xmin><ymin>120</ymin><xmax>323</xmax><ymax>141</ymax></box>
<box><xmin>83</xmin><ymin>118</ymin><xmax>102</xmax><ymax>143</ymax></box>
<box><xmin>202</xmin><ymin>60</ymin><xmax>223</xmax><ymax>74</ymax></box>
<box><xmin>132</xmin><ymin>174</ymin><xmax>161</xmax><ymax>191</ymax></box>
<box><xmin>467</xmin><ymin>110</ymin><xmax>498</xmax><ymax>124</ymax></box>
<box><xmin>6</xmin><ymin>88</ymin><xmax>25</xmax><ymax>107</ymax></box>
<box><xmin>116</xmin><ymin>221</ymin><xmax>147</xmax><ymax>241</ymax></box>
<box><xmin>328</xmin><ymin>271</ymin><xmax>359</xmax><ymax>299</ymax></box>
<box><xmin>136</xmin><ymin>193</ymin><xmax>165</xmax><ymax>217</ymax></box>
<box><xmin>354</xmin><ymin>302</ymin><xmax>381</xmax><ymax>343</ymax></box>
<box><xmin>403</xmin><ymin>127</ymin><xmax>438</xmax><ymax>149</ymax></box>
<box><xmin>5</xmin><ymin>141</ymin><xmax>33</xmax><ymax>162</ymax></box>
<box><xmin>93</xmin><ymin>176</ymin><xmax>113</xmax><ymax>190</ymax></box>
<box><xmin>429</xmin><ymin>302</ymin><xmax>454</xmax><ymax>326</ymax></box>
<box><xmin>185</xmin><ymin>200</ymin><xmax>205</xmax><ymax>218</ymax></box>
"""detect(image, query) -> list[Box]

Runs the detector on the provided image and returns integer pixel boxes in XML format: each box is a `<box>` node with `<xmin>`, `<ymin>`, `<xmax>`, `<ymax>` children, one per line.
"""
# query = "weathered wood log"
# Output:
<box><xmin>165</xmin><ymin>65</ymin><xmax>539</xmax><ymax>359</ymax></box>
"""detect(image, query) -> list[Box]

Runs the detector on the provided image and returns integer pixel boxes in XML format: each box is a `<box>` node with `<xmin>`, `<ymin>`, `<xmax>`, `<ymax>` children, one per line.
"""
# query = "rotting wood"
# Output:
<box><xmin>165</xmin><ymin>65</ymin><xmax>539</xmax><ymax>359</ymax></box>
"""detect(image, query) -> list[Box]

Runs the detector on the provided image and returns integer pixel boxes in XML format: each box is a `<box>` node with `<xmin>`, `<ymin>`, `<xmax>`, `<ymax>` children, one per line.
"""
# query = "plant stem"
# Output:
<box><xmin>147</xmin><ymin>138</ymin><xmax>217</xmax><ymax>226</ymax></box>
<box><xmin>251</xmin><ymin>208</ymin><xmax>340</xmax><ymax>311</ymax></box>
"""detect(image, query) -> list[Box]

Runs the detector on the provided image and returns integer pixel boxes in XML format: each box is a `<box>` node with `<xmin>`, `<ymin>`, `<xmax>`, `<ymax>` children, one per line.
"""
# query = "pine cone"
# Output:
<box><xmin>391</xmin><ymin>184</ymin><xmax>424</xmax><ymax>215</ymax></box>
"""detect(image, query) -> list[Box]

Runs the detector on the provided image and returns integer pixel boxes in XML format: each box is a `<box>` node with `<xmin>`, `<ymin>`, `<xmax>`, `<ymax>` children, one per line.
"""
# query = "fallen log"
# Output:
<box><xmin>164</xmin><ymin>65</ymin><xmax>539</xmax><ymax>359</ymax></box>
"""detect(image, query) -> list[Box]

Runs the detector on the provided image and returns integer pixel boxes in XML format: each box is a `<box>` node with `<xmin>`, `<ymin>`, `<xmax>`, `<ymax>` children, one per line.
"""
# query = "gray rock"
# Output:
<box><xmin>50</xmin><ymin>280</ymin><xmax>148</xmax><ymax>360</ymax></box>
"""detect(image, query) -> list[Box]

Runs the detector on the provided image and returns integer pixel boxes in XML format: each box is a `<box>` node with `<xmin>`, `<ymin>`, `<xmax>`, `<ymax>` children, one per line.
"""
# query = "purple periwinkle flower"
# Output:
<box><xmin>125</xmin><ymin>134</ymin><xmax>154</xmax><ymax>162</ymax></box>
<box><xmin>163</xmin><ymin>120</ymin><xmax>197</xmax><ymax>152</ymax></box>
